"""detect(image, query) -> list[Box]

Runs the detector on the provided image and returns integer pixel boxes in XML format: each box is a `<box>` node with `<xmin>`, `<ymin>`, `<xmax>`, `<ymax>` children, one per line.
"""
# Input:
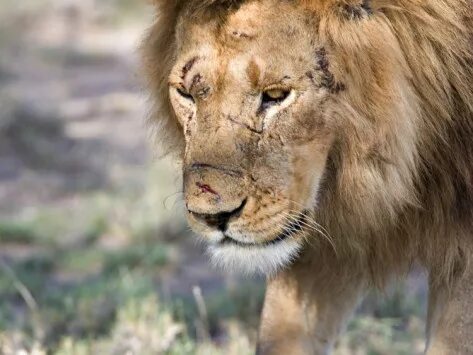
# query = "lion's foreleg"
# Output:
<box><xmin>426</xmin><ymin>260</ymin><xmax>473</xmax><ymax>354</ymax></box>
<box><xmin>257</xmin><ymin>255</ymin><xmax>366</xmax><ymax>355</ymax></box>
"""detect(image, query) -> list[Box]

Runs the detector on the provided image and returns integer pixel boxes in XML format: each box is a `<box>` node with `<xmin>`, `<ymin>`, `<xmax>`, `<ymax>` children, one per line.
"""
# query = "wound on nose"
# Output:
<box><xmin>196</xmin><ymin>182</ymin><xmax>220</xmax><ymax>197</ymax></box>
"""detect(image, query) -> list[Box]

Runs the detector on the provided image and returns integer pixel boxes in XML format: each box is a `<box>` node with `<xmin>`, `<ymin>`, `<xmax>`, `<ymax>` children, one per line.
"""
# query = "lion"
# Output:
<box><xmin>141</xmin><ymin>0</ymin><xmax>473</xmax><ymax>353</ymax></box>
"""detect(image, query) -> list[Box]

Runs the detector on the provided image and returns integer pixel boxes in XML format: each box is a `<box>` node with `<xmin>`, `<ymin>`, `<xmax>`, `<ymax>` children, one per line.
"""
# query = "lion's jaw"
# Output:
<box><xmin>169</xmin><ymin>2</ymin><xmax>336</xmax><ymax>275</ymax></box>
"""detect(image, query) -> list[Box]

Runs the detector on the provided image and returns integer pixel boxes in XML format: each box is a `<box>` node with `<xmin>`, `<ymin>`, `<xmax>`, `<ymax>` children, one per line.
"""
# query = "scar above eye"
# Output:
<box><xmin>181</xmin><ymin>56</ymin><xmax>198</xmax><ymax>80</ymax></box>
<box><xmin>314</xmin><ymin>48</ymin><xmax>346</xmax><ymax>94</ymax></box>
<box><xmin>190</xmin><ymin>73</ymin><xmax>202</xmax><ymax>88</ymax></box>
<box><xmin>231</xmin><ymin>30</ymin><xmax>254</xmax><ymax>39</ymax></box>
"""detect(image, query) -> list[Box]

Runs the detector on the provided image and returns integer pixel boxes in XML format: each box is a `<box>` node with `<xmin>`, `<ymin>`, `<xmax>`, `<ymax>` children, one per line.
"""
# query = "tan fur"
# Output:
<box><xmin>142</xmin><ymin>0</ymin><xmax>473</xmax><ymax>353</ymax></box>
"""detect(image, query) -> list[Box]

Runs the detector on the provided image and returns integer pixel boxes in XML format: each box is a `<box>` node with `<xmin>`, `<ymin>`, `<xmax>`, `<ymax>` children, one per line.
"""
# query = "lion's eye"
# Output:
<box><xmin>176</xmin><ymin>87</ymin><xmax>195</xmax><ymax>103</ymax></box>
<box><xmin>261</xmin><ymin>89</ymin><xmax>291</xmax><ymax>110</ymax></box>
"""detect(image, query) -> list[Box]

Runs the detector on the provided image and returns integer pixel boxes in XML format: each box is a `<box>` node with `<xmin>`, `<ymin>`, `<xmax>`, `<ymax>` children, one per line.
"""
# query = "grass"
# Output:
<box><xmin>0</xmin><ymin>222</ymin><xmax>39</xmax><ymax>244</ymax></box>
<box><xmin>0</xmin><ymin>157</ymin><xmax>262</xmax><ymax>353</ymax></box>
<box><xmin>0</xmin><ymin>238</ymin><xmax>257</xmax><ymax>354</ymax></box>
<box><xmin>0</xmin><ymin>207</ymin><xmax>427</xmax><ymax>355</ymax></box>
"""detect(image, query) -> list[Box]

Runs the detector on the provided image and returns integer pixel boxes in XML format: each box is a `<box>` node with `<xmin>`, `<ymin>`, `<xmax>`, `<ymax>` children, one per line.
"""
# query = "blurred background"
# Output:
<box><xmin>0</xmin><ymin>1</ymin><xmax>428</xmax><ymax>354</ymax></box>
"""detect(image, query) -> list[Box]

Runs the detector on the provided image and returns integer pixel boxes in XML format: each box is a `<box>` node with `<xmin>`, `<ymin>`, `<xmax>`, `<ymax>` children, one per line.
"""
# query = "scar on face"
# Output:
<box><xmin>181</xmin><ymin>56</ymin><xmax>198</xmax><ymax>81</ymax></box>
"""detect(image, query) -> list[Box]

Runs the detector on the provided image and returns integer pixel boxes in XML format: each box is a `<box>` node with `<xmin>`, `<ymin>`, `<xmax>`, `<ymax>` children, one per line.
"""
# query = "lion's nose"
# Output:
<box><xmin>189</xmin><ymin>199</ymin><xmax>247</xmax><ymax>231</ymax></box>
<box><xmin>184</xmin><ymin>163</ymin><xmax>247</xmax><ymax>231</ymax></box>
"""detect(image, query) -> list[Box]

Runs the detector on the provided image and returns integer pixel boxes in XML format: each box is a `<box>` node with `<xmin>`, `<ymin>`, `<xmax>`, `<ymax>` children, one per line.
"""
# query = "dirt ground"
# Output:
<box><xmin>0</xmin><ymin>3</ymin><xmax>149</xmax><ymax>214</ymax></box>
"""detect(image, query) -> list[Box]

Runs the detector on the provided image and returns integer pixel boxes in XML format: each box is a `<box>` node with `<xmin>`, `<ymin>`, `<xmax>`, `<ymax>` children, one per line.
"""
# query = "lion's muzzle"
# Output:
<box><xmin>184</xmin><ymin>163</ymin><xmax>247</xmax><ymax>232</ymax></box>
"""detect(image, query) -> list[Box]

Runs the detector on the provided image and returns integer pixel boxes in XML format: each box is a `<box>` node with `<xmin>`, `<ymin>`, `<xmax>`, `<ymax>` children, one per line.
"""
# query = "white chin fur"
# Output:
<box><xmin>207</xmin><ymin>240</ymin><xmax>302</xmax><ymax>276</ymax></box>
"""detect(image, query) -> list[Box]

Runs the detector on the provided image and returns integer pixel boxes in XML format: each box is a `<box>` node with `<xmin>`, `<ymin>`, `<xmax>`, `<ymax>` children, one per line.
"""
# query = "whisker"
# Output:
<box><xmin>279</xmin><ymin>211</ymin><xmax>337</xmax><ymax>255</ymax></box>
<box><xmin>277</xmin><ymin>212</ymin><xmax>324</xmax><ymax>249</ymax></box>
<box><xmin>162</xmin><ymin>191</ymin><xmax>185</xmax><ymax>211</ymax></box>
<box><xmin>286</xmin><ymin>211</ymin><xmax>334</xmax><ymax>247</ymax></box>
<box><xmin>284</xmin><ymin>205</ymin><xmax>333</xmax><ymax>240</ymax></box>
<box><xmin>286</xmin><ymin>199</ymin><xmax>333</xmax><ymax>237</ymax></box>
<box><xmin>279</xmin><ymin>212</ymin><xmax>325</xmax><ymax>238</ymax></box>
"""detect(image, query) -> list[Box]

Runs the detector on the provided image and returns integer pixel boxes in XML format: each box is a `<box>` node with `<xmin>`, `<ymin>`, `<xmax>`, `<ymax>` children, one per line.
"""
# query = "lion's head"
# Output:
<box><xmin>143</xmin><ymin>0</ymin><xmax>429</xmax><ymax>275</ymax></box>
<box><xmin>170</xmin><ymin>2</ymin><xmax>339</xmax><ymax>275</ymax></box>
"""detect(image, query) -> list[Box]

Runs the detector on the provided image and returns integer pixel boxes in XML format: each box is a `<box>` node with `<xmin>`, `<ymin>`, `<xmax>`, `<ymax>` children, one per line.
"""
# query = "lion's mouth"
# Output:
<box><xmin>220</xmin><ymin>210</ymin><xmax>308</xmax><ymax>248</ymax></box>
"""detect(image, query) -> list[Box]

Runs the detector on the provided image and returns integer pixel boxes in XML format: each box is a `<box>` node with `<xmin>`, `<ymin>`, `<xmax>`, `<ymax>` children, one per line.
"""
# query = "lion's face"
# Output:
<box><xmin>169</xmin><ymin>2</ymin><xmax>337</xmax><ymax>274</ymax></box>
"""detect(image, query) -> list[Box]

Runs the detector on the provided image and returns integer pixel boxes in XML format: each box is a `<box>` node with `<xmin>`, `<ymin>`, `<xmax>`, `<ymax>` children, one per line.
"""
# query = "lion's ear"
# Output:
<box><xmin>337</xmin><ymin>0</ymin><xmax>373</xmax><ymax>20</ymax></box>
<box><xmin>300</xmin><ymin>0</ymin><xmax>374</xmax><ymax>19</ymax></box>
<box><xmin>148</xmin><ymin>0</ymin><xmax>241</xmax><ymax>6</ymax></box>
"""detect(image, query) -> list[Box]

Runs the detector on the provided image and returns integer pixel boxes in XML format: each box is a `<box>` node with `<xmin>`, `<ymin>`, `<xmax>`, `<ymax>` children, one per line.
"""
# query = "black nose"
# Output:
<box><xmin>190</xmin><ymin>199</ymin><xmax>247</xmax><ymax>231</ymax></box>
